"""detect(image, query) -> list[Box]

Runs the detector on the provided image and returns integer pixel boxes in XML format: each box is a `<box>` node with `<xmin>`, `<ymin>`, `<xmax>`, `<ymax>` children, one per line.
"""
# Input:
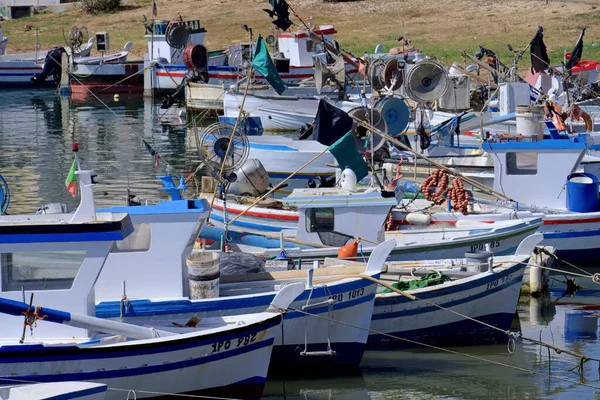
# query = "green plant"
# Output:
<box><xmin>80</xmin><ymin>0</ymin><xmax>121</xmax><ymax>14</ymax></box>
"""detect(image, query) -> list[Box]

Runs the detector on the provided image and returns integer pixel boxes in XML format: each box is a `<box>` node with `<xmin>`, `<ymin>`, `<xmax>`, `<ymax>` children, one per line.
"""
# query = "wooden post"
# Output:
<box><xmin>59</xmin><ymin>52</ymin><xmax>70</xmax><ymax>97</ymax></box>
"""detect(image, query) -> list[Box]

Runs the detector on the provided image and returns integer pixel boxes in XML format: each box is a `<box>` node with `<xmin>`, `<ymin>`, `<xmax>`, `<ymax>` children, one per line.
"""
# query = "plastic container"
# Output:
<box><xmin>186</xmin><ymin>251</ymin><xmax>220</xmax><ymax>299</ymax></box>
<box><xmin>154</xmin><ymin>20</ymin><xmax>169</xmax><ymax>35</ymax></box>
<box><xmin>515</xmin><ymin>105</ymin><xmax>545</xmax><ymax>141</ymax></box>
<box><xmin>340</xmin><ymin>166</ymin><xmax>357</xmax><ymax>191</ymax></box>
<box><xmin>566</xmin><ymin>173</ymin><xmax>599</xmax><ymax>213</ymax></box>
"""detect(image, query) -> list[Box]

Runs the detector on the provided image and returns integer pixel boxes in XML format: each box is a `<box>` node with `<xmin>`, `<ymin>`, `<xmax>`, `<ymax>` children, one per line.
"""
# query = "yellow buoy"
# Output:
<box><xmin>114</xmin><ymin>94</ymin><xmax>120</xmax><ymax>101</ymax></box>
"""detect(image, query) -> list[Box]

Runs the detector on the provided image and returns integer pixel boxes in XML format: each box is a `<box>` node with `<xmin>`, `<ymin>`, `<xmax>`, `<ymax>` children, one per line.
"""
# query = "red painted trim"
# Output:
<box><xmin>212</xmin><ymin>203</ymin><xmax>299</xmax><ymax>221</ymax></box>
<box><xmin>279</xmin><ymin>28</ymin><xmax>336</xmax><ymax>39</ymax></box>
<box><xmin>544</xmin><ymin>217</ymin><xmax>600</xmax><ymax>225</ymax></box>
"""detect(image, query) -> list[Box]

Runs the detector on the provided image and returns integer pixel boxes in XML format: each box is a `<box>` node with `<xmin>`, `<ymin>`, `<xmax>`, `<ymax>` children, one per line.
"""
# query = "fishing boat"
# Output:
<box><xmin>0</xmin><ymin>382</ymin><xmax>107</xmax><ymax>400</ymax></box>
<box><xmin>370</xmin><ymin>235</ymin><xmax>541</xmax><ymax>345</ymax></box>
<box><xmin>393</xmin><ymin>125</ymin><xmax>600</xmax><ymax>262</ymax></box>
<box><xmin>185</xmin><ymin>24</ymin><xmax>360</xmax><ymax>109</ymax></box>
<box><xmin>220</xmin><ymin>86</ymin><xmax>362</xmax><ymax>133</ymax></box>
<box><xmin>69</xmin><ymin>43</ymin><xmax>142</xmax><ymax>98</ymax></box>
<box><xmin>0</xmin><ymin>170</ymin><xmax>295</xmax><ymax>399</ymax></box>
<box><xmin>198</xmin><ymin>181</ymin><xmax>543</xmax><ymax>262</ymax></box>
<box><xmin>30</xmin><ymin>170</ymin><xmax>391</xmax><ymax>370</ymax></box>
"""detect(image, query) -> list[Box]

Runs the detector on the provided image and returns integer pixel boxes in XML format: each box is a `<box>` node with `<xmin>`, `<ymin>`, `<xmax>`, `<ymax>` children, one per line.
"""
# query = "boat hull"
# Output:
<box><xmin>370</xmin><ymin>262</ymin><xmax>525</xmax><ymax>345</ymax></box>
<box><xmin>96</xmin><ymin>275</ymin><xmax>378</xmax><ymax>369</ymax></box>
<box><xmin>0</xmin><ymin>315</ymin><xmax>279</xmax><ymax>400</ymax></box>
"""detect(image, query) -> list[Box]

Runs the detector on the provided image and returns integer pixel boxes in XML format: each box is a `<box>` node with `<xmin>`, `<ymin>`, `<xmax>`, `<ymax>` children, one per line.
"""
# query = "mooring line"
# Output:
<box><xmin>290</xmin><ymin>306</ymin><xmax>600</xmax><ymax>391</ymax></box>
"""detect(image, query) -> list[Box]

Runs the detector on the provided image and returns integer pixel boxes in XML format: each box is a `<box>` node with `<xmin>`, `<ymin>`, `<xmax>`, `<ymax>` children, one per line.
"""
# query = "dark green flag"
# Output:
<box><xmin>327</xmin><ymin>131</ymin><xmax>369</xmax><ymax>182</ymax></box>
<box><xmin>252</xmin><ymin>34</ymin><xmax>286</xmax><ymax>95</ymax></box>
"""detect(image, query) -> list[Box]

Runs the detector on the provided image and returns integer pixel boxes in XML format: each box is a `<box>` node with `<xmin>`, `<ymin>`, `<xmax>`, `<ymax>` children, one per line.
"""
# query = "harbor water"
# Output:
<box><xmin>0</xmin><ymin>90</ymin><xmax>599</xmax><ymax>399</ymax></box>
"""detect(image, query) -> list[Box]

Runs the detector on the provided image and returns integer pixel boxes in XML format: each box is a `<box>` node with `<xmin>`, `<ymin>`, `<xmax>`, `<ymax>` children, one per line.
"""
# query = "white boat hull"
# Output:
<box><xmin>0</xmin><ymin>314</ymin><xmax>279</xmax><ymax>400</ymax></box>
<box><xmin>371</xmin><ymin>262</ymin><xmax>525</xmax><ymax>344</ymax></box>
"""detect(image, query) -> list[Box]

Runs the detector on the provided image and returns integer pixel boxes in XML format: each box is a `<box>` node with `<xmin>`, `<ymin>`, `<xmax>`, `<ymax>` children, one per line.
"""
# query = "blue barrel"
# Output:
<box><xmin>566</xmin><ymin>173</ymin><xmax>599</xmax><ymax>213</ymax></box>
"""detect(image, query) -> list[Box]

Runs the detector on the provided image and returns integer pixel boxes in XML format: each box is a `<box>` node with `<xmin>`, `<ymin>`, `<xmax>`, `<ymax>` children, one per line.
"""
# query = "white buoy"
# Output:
<box><xmin>406</xmin><ymin>212</ymin><xmax>431</xmax><ymax>226</ymax></box>
<box><xmin>340</xmin><ymin>167</ymin><xmax>357</xmax><ymax>191</ymax></box>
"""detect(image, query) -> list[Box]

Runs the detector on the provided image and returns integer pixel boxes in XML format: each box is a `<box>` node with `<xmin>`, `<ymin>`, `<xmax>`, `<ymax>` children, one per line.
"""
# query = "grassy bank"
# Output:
<box><xmin>1</xmin><ymin>0</ymin><xmax>599</xmax><ymax>69</ymax></box>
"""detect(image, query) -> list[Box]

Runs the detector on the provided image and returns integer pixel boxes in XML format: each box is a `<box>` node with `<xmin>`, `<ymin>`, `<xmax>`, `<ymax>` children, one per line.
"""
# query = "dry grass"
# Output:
<box><xmin>2</xmin><ymin>0</ymin><xmax>599</xmax><ymax>67</ymax></box>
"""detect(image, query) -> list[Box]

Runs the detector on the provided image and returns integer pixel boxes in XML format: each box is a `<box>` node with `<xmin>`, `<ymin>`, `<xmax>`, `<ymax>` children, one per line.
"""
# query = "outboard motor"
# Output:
<box><xmin>31</xmin><ymin>46</ymin><xmax>66</xmax><ymax>86</ymax></box>
<box><xmin>161</xmin><ymin>69</ymin><xmax>208</xmax><ymax>109</ymax></box>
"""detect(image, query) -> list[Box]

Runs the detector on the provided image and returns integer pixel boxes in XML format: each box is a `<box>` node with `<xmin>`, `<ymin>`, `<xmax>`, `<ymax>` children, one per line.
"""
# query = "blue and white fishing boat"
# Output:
<box><xmin>199</xmin><ymin>183</ymin><xmax>543</xmax><ymax>262</ymax></box>
<box><xmin>370</xmin><ymin>235</ymin><xmax>541</xmax><ymax>345</ymax></box>
<box><xmin>33</xmin><ymin>171</ymin><xmax>391</xmax><ymax>370</ymax></box>
<box><xmin>0</xmin><ymin>382</ymin><xmax>107</xmax><ymax>400</ymax></box>
<box><xmin>0</xmin><ymin>169</ymin><xmax>294</xmax><ymax>400</ymax></box>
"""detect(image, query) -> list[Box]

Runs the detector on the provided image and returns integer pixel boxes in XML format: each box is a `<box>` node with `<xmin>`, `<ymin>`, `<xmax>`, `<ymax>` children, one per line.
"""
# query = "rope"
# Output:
<box><xmin>315</xmin><ymin>272</ymin><xmax>600</xmax><ymax>368</ymax></box>
<box><xmin>64</xmin><ymin>62</ymin><xmax>181</xmax><ymax>176</ymax></box>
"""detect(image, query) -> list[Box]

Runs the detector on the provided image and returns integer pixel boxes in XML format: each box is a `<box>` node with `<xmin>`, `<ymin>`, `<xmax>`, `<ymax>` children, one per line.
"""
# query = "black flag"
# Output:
<box><xmin>263</xmin><ymin>0</ymin><xmax>293</xmax><ymax>31</ymax></box>
<box><xmin>312</xmin><ymin>99</ymin><xmax>353</xmax><ymax>146</ymax></box>
<box><xmin>565</xmin><ymin>27</ymin><xmax>586</xmax><ymax>71</ymax></box>
<box><xmin>530</xmin><ymin>26</ymin><xmax>550</xmax><ymax>73</ymax></box>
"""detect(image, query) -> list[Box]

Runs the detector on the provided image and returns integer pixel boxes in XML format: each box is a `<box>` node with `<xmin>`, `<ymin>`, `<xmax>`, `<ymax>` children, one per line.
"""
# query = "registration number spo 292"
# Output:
<box><xmin>327</xmin><ymin>287</ymin><xmax>365</xmax><ymax>303</ymax></box>
<box><xmin>486</xmin><ymin>274</ymin><xmax>513</xmax><ymax>290</ymax></box>
<box><xmin>211</xmin><ymin>331</ymin><xmax>265</xmax><ymax>353</ymax></box>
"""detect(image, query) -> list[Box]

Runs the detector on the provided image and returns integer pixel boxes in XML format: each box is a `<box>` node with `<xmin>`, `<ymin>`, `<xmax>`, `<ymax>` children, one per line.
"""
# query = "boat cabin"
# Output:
<box><xmin>283</xmin><ymin>188</ymin><xmax>397</xmax><ymax>246</ymax></box>
<box><xmin>95</xmin><ymin>181</ymin><xmax>210</xmax><ymax>302</ymax></box>
<box><xmin>482</xmin><ymin>135</ymin><xmax>591</xmax><ymax>210</ymax></box>
<box><xmin>0</xmin><ymin>171</ymin><xmax>133</xmax><ymax>340</ymax></box>
<box><xmin>146</xmin><ymin>19</ymin><xmax>206</xmax><ymax>64</ymax></box>
<box><xmin>277</xmin><ymin>25</ymin><xmax>336</xmax><ymax>67</ymax></box>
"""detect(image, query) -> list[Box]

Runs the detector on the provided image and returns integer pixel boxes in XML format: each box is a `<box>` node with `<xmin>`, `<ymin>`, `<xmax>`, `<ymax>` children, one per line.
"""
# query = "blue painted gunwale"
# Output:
<box><xmin>96</xmin><ymin>274</ymin><xmax>378</xmax><ymax>319</ymax></box>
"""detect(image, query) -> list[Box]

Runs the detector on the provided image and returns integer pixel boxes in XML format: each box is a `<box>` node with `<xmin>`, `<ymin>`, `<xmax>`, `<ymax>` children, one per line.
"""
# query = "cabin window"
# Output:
<box><xmin>506</xmin><ymin>152</ymin><xmax>538</xmax><ymax>175</ymax></box>
<box><xmin>306</xmin><ymin>40</ymin><xmax>318</xmax><ymax>53</ymax></box>
<box><xmin>306</xmin><ymin>208</ymin><xmax>335</xmax><ymax>233</ymax></box>
<box><xmin>112</xmin><ymin>223</ymin><xmax>151</xmax><ymax>253</ymax></box>
<box><xmin>1</xmin><ymin>251</ymin><xmax>86</xmax><ymax>292</ymax></box>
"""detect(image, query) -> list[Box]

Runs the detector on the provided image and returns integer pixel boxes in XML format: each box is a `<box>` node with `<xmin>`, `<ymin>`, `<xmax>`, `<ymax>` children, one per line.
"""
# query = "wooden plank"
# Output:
<box><xmin>220</xmin><ymin>263</ymin><xmax>368</xmax><ymax>284</ymax></box>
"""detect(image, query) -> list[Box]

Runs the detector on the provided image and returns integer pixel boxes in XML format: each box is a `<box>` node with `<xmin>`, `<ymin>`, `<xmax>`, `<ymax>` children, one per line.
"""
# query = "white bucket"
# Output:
<box><xmin>515</xmin><ymin>105</ymin><xmax>545</xmax><ymax>141</ymax></box>
<box><xmin>186</xmin><ymin>251</ymin><xmax>220</xmax><ymax>299</ymax></box>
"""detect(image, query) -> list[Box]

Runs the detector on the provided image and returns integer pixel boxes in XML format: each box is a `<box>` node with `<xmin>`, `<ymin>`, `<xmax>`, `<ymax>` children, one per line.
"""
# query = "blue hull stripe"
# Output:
<box><xmin>1</xmin><ymin>340</ymin><xmax>272</xmax><ymax>382</ymax></box>
<box><xmin>375</xmin><ymin>262</ymin><xmax>524</xmax><ymax>306</ymax></box>
<box><xmin>43</xmin><ymin>385</ymin><xmax>107</xmax><ymax>400</ymax></box>
<box><xmin>373</xmin><ymin>275</ymin><xmax>522</xmax><ymax>320</ymax></box>
<box><xmin>544</xmin><ymin>229</ymin><xmax>600</xmax><ymax>239</ymax></box>
<box><xmin>368</xmin><ymin>312</ymin><xmax>515</xmax><ymax>345</ymax></box>
<box><xmin>0</xmin><ymin>319</ymin><xmax>279</xmax><ymax>361</ymax></box>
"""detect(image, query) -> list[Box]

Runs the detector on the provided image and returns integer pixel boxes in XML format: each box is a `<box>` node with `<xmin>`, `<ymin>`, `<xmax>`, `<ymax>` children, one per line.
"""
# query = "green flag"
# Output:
<box><xmin>327</xmin><ymin>131</ymin><xmax>369</xmax><ymax>182</ymax></box>
<box><xmin>252</xmin><ymin>34</ymin><xmax>286</xmax><ymax>95</ymax></box>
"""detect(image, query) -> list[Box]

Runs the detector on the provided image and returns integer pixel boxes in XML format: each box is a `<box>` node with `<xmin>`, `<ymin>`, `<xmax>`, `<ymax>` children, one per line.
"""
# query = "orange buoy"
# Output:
<box><xmin>338</xmin><ymin>240</ymin><xmax>359</xmax><ymax>259</ymax></box>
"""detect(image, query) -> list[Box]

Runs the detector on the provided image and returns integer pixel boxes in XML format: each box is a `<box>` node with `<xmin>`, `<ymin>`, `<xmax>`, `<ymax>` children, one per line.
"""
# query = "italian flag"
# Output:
<box><xmin>65</xmin><ymin>159</ymin><xmax>77</xmax><ymax>197</ymax></box>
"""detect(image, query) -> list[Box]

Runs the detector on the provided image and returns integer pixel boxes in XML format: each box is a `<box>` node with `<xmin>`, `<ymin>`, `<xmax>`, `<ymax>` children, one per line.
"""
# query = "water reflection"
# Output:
<box><xmin>0</xmin><ymin>90</ymin><xmax>200</xmax><ymax>214</ymax></box>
